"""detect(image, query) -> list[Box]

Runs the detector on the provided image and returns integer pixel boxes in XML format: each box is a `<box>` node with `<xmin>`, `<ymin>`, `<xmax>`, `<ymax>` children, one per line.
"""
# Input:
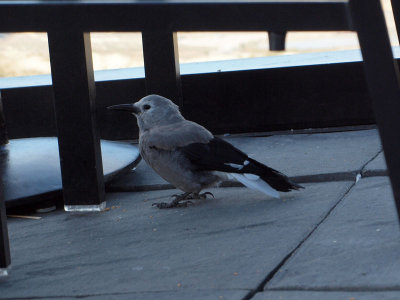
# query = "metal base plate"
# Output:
<box><xmin>64</xmin><ymin>202</ymin><xmax>107</xmax><ymax>212</ymax></box>
<box><xmin>1</xmin><ymin>138</ymin><xmax>140</xmax><ymax>208</ymax></box>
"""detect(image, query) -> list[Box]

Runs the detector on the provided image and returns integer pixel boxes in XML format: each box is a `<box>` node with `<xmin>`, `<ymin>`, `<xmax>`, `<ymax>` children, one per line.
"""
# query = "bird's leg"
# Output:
<box><xmin>152</xmin><ymin>192</ymin><xmax>193</xmax><ymax>209</ymax></box>
<box><xmin>152</xmin><ymin>191</ymin><xmax>214</xmax><ymax>209</ymax></box>
<box><xmin>192</xmin><ymin>191</ymin><xmax>215</xmax><ymax>200</ymax></box>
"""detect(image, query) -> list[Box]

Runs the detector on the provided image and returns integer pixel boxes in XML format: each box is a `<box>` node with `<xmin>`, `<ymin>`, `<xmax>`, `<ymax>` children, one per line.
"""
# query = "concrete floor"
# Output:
<box><xmin>1</xmin><ymin>128</ymin><xmax>399</xmax><ymax>300</ymax></box>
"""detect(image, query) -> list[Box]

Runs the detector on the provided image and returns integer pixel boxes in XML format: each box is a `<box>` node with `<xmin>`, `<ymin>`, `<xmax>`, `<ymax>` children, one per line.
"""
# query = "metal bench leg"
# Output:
<box><xmin>0</xmin><ymin>161</ymin><xmax>11</xmax><ymax>276</ymax></box>
<box><xmin>350</xmin><ymin>0</ymin><xmax>400</xmax><ymax>222</ymax></box>
<box><xmin>391</xmin><ymin>0</ymin><xmax>400</xmax><ymax>43</ymax></box>
<box><xmin>142</xmin><ymin>31</ymin><xmax>183</xmax><ymax>108</ymax></box>
<box><xmin>268</xmin><ymin>31</ymin><xmax>287</xmax><ymax>51</ymax></box>
<box><xmin>0</xmin><ymin>91</ymin><xmax>10</xmax><ymax>276</ymax></box>
<box><xmin>47</xmin><ymin>31</ymin><xmax>105</xmax><ymax>211</ymax></box>
<box><xmin>0</xmin><ymin>92</ymin><xmax>8</xmax><ymax>145</ymax></box>
<box><xmin>0</xmin><ymin>196</ymin><xmax>10</xmax><ymax>277</ymax></box>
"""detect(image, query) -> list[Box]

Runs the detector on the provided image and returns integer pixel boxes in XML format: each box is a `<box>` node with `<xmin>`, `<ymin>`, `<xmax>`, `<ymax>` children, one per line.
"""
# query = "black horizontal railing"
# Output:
<box><xmin>0</xmin><ymin>1</ymin><xmax>349</xmax><ymax>32</ymax></box>
<box><xmin>0</xmin><ymin>50</ymin><xmax>378</xmax><ymax>140</ymax></box>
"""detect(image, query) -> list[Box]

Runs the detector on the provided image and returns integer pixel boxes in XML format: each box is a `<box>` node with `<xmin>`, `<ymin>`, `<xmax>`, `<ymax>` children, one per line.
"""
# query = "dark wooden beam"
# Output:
<box><xmin>47</xmin><ymin>31</ymin><xmax>105</xmax><ymax>210</ymax></box>
<box><xmin>391</xmin><ymin>0</ymin><xmax>400</xmax><ymax>44</ymax></box>
<box><xmin>350</xmin><ymin>0</ymin><xmax>400</xmax><ymax>222</ymax></box>
<box><xmin>0</xmin><ymin>153</ymin><xmax>11</xmax><ymax>272</ymax></box>
<box><xmin>142</xmin><ymin>31</ymin><xmax>183</xmax><ymax>107</ymax></box>
<box><xmin>0</xmin><ymin>1</ymin><xmax>350</xmax><ymax>32</ymax></box>
<box><xmin>268</xmin><ymin>31</ymin><xmax>287</xmax><ymax>51</ymax></box>
<box><xmin>0</xmin><ymin>92</ymin><xmax>8</xmax><ymax>146</ymax></box>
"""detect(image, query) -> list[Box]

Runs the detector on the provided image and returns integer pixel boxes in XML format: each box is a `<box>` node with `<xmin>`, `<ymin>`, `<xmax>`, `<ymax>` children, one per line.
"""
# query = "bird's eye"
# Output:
<box><xmin>143</xmin><ymin>104</ymin><xmax>151</xmax><ymax>110</ymax></box>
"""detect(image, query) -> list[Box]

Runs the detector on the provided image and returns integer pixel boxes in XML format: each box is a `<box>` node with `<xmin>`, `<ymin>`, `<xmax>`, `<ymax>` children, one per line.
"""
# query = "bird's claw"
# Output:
<box><xmin>179</xmin><ymin>200</ymin><xmax>193</xmax><ymax>207</ymax></box>
<box><xmin>199</xmin><ymin>191</ymin><xmax>214</xmax><ymax>199</ymax></box>
<box><xmin>171</xmin><ymin>193</ymin><xmax>192</xmax><ymax>201</ymax></box>
<box><xmin>152</xmin><ymin>191</ymin><xmax>213</xmax><ymax>209</ymax></box>
<box><xmin>152</xmin><ymin>202</ymin><xmax>167</xmax><ymax>208</ymax></box>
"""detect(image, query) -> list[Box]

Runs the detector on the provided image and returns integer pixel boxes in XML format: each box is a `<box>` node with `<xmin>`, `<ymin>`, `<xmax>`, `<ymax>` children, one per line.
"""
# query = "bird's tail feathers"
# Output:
<box><xmin>246</xmin><ymin>158</ymin><xmax>304</xmax><ymax>192</ymax></box>
<box><xmin>228</xmin><ymin>173</ymin><xmax>280</xmax><ymax>199</ymax></box>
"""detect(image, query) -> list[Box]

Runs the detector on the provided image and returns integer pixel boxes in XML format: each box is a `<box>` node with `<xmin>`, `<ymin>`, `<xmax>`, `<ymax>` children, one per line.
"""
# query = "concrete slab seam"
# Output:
<box><xmin>246</xmin><ymin>151</ymin><xmax>385</xmax><ymax>299</ymax></box>
<box><xmin>361</xmin><ymin>149</ymin><xmax>387</xmax><ymax>178</ymax></box>
<box><xmin>0</xmin><ymin>289</ymin><xmax>251</xmax><ymax>300</ymax></box>
<box><xmin>106</xmin><ymin>170</ymin><xmax>376</xmax><ymax>194</ymax></box>
<box><xmin>242</xmin><ymin>181</ymin><xmax>358</xmax><ymax>300</ymax></box>
<box><xmin>359</xmin><ymin>148</ymin><xmax>387</xmax><ymax>177</ymax></box>
<box><xmin>362</xmin><ymin>170</ymin><xmax>388</xmax><ymax>177</ymax></box>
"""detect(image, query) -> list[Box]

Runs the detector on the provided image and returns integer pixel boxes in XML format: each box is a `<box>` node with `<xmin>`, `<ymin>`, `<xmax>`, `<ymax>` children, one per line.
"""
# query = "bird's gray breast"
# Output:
<box><xmin>139</xmin><ymin>134</ymin><xmax>204</xmax><ymax>192</ymax></box>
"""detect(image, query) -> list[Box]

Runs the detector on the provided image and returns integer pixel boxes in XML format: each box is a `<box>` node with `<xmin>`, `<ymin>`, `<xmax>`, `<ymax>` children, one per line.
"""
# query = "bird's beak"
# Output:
<box><xmin>107</xmin><ymin>103</ymin><xmax>140</xmax><ymax>114</ymax></box>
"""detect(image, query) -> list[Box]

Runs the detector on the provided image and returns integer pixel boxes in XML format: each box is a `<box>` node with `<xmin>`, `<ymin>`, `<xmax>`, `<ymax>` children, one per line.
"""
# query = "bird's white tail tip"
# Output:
<box><xmin>229</xmin><ymin>173</ymin><xmax>280</xmax><ymax>199</ymax></box>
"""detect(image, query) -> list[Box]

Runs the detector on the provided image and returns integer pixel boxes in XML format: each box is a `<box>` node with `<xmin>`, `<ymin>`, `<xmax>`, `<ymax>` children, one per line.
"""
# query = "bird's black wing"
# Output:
<box><xmin>178</xmin><ymin>137</ymin><xmax>302</xmax><ymax>192</ymax></box>
<box><xmin>179</xmin><ymin>137</ymin><xmax>249</xmax><ymax>172</ymax></box>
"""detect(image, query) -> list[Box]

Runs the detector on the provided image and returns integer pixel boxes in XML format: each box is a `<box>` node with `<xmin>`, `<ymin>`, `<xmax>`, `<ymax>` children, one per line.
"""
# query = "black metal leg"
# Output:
<box><xmin>0</xmin><ymin>92</ymin><xmax>8</xmax><ymax>146</ymax></box>
<box><xmin>0</xmin><ymin>91</ymin><xmax>11</xmax><ymax>274</ymax></box>
<box><xmin>349</xmin><ymin>0</ymin><xmax>400</xmax><ymax>222</ymax></box>
<box><xmin>0</xmin><ymin>154</ymin><xmax>11</xmax><ymax>275</ymax></box>
<box><xmin>391</xmin><ymin>0</ymin><xmax>400</xmax><ymax>43</ymax></box>
<box><xmin>268</xmin><ymin>31</ymin><xmax>287</xmax><ymax>51</ymax></box>
<box><xmin>0</xmin><ymin>199</ymin><xmax>10</xmax><ymax>276</ymax></box>
<box><xmin>142</xmin><ymin>31</ymin><xmax>183</xmax><ymax>108</ymax></box>
<box><xmin>47</xmin><ymin>31</ymin><xmax>105</xmax><ymax>211</ymax></box>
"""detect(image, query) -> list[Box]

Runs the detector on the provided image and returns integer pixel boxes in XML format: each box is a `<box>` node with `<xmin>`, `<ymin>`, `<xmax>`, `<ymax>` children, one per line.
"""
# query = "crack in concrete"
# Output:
<box><xmin>361</xmin><ymin>149</ymin><xmax>383</xmax><ymax>172</ymax></box>
<box><xmin>242</xmin><ymin>181</ymin><xmax>358</xmax><ymax>300</ymax></box>
<box><xmin>360</xmin><ymin>149</ymin><xmax>386</xmax><ymax>178</ymax></box>
<box><xmin>1</xmin><ymin>288</ymin><xmax>251</xmax><ymax>300</ymax></box>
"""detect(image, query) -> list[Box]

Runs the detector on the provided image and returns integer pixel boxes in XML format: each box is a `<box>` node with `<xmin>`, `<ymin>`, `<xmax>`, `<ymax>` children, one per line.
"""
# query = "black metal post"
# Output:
<box><xmin>268</xmin><ymin>31</ymin><xmax>287</xmax><ymax>51</ymax></box>
<box><xmin>142</xmin><ymin>31</ymin><xmax>183</xmax><ymax>108</ymax></box>
<box><xmin>47</xmin><ymin>31</ymin><xmax>105</xmax><ymax>211</ymax></box>
<box><xmin>0</xmin><ymin>92</ymin><xmax>8</xmax><ymax>146</ymax></box>
<box><xmin>391</xmin><ymin>0</ymin><xmax>400</xmax><ymax>43</ymax></box>
<box><xmin>0</xmin><ymin>197</ymin><xmax>10</xmax><ymax>275</ymax></box>
<box><xmin>349</xmin><ymin>0</ymin><xmax>400</xmax><ymax>222</ymax></box>
<box><xmin>0</xmin><ymin>91</ymin><xmax>10</xmax><ymax>271</ymax></box>
<box><xmin>0</xmin><ymin>150</ymin><xmax>11</xmax><ymax>275</ymax></box>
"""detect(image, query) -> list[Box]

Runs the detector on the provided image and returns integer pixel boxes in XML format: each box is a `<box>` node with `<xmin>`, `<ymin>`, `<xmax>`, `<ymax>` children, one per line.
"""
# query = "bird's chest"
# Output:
<box><xmin>139</xmin><ymin>139</ymin><xmax>182</xmax><ymax>174</ymax></box>
<box><xmin>140</xmin><ymin>145</ymin><xmax>179</xmax><ymax>173</ymax></box>
<box><xmin>139</xmin><ymin>138</ymin><xmax>196</xmax><ymax>190</ymax></box>
<box><xmin>139</xmin><ymin>142</ymin><xmax>164</xmax><ymax>168</ymax></box>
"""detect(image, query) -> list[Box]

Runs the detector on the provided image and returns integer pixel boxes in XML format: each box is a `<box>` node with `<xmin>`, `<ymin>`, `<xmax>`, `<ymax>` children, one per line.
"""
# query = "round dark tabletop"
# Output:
<box><xmin>1</xmin><ymin>137</ymin><xmax>141</xmax><ymax>207</ymax></box>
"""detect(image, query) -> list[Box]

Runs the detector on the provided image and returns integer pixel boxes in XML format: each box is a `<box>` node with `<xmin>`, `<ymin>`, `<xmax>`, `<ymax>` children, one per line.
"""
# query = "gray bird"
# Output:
<box><xmin>108</xmin><ymin>94</ymin><xmax>303</xmax><ymax>208</ymax></box>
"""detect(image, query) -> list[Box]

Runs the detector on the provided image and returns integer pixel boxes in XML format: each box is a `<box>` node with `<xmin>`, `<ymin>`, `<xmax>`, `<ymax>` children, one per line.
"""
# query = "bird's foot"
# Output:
<box><xmin>192</xmin><ymin>191</ymin><xmax>215</xmax><ymax>200</ymax></box>
<box><xmin>152</xmin><ymin>191</ymin><xmax>214</xmax><ymax>209</ymax></box>
<box><xmin>152</xmin><ymin>192</ymin><xmax>193</xmax><ymax>209</ymax></box>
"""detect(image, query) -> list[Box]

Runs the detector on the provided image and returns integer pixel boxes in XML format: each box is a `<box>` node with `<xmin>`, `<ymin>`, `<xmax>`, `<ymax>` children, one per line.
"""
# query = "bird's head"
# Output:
<box><xmin>108</xmin><ymin>94</ymin><xmax>184</xmax><ymax>131</ymax></box>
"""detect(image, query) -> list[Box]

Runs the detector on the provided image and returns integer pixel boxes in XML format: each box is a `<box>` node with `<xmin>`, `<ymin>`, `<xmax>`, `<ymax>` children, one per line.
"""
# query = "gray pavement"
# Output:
<box><xmin>2</xmin><ymin>128</ymin><xmax>400</xmax><ymax>300</ymax></box>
